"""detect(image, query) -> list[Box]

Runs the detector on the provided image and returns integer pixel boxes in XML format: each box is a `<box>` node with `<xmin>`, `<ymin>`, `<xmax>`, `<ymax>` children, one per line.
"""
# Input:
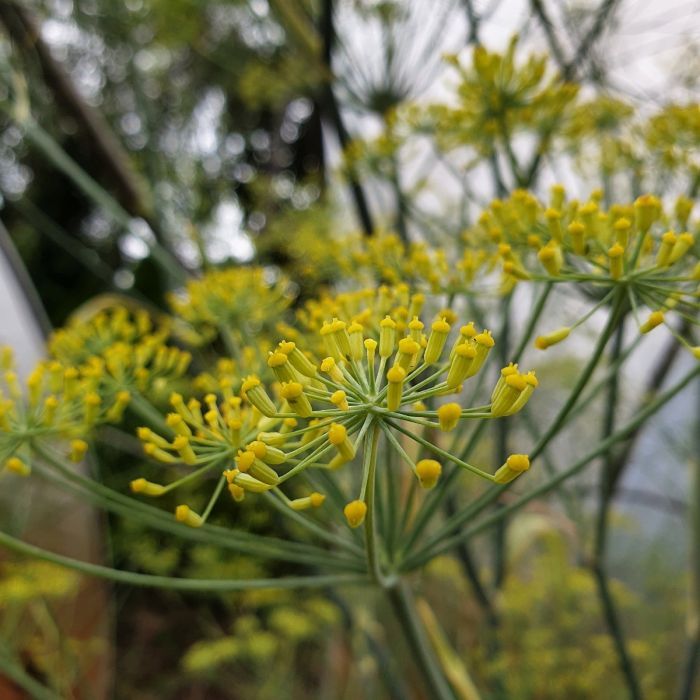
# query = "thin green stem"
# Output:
<box><xmin>32</xmin><ymin>441</ymin><xmax>358</xmax><ymax>568</ymax></box>
<box><xmin>363</xmin><ymin>422</ymin><xmax>388</xmax><ymax>585</ymax></box>
<box><xmin>386</xmin><ymin>581</ymin><xmax>456</xmax><ymax>700</ymax></box>
<box><xmin>402</xmin><ymin>363</ymin><xmax>700</xmax><ymax>569</ymax></box>
<box><xmin>591</xmin><ymin>316</ymin><xmax>643</xmax><ymax>700</ymax></box>
<box><xmin>128</xmin><ymin>393</ymin><xmax>172</xmax><ymax>434</ymax></box>
<box><xmin>512</xmin><ymin>282</ymin><xmax>553</xmax><ymax>362</ymax></box>
<box><xmin>0</xmin><ymin>529</ymin><xmax>367</xmax><ymax>591</ymax></box>
<box><xmin>0</xmin><ymin>649</ymin><xmax>61</xmax><ymax>700</ymax></box>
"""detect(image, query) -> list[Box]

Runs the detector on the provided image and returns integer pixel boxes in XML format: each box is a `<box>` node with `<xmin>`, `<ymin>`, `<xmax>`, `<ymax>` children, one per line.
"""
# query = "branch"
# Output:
<box><xmin>318</xmin><ymin>0</ymin><xmax>375</xmax><ymax>236</ymax></box>
<box><xmin>0</xmin><ymin>2</ymin><xmax>153</xmax><ymax>221</ymax></box>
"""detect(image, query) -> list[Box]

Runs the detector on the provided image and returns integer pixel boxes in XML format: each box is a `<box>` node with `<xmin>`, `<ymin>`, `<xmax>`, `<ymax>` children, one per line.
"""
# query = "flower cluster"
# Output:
<box><xmin>130</xmin><ymin>291</ymin><xmax>537</xmax><ymax>529</ymax></box>
<box><xmin>168</xmin><ymin>266</ymin><xmax>294</xmax><ymax>347</ymax></box>
<box><xmin>468</xmin><ymin>189</ymin><xmax>700</xmax><ymax>354</ymax></box>
<box><xmin>0</xmin><ymin>348</ymin><xmax>130</xmax><ymax>476</ymax></box>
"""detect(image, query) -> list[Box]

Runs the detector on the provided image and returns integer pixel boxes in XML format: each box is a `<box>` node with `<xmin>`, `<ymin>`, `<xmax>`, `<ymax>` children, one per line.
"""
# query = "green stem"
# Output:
<box><xmin>400</xmin><ymin>421</ymin><xmax>488</xmax><ymax>558</ymax></box>
<box><xmin>0</xmin><ymin>649</ymin><xmax>61</xmax><ymax>700</ymax></box>
<box><xmin>0</xmin><ymin>529</ymin><xmax>367</xmax><ymax>591</ymax></box>
<box><xmin>386</xmin><ymin>581</ymin><xmax>456</xmax><ymax>700</ymax></box>
<box><xmin>128</xmin><ymin>392</ymin><xmax>172</xmax><ymax>434</ymax></box>
<box><xmin>364</xmin><ymin>422</ymin><xmax>387</xmax><ymax>585</ymax></box>
<box><xmin>591</xmin><ymin>317</ymin><xmax>643</xmax><ymax>700</ymax></box>
<box><xmin>493</xmin><ymin>295</ymin><xmax>511</xmax><ymax>591</ymax></box>
<box><xmin>512</xmin><ymin>282</ymin><xmax>553</xmax><ymax>362</ymax></box>
<box><xmin>32</xmin><ymin>442</ymin><xmax>361</xmax><ymax>569</ymax></box>
<box><xmin>402</xmin><ymin>363</ymin><xmax>700</xmax><ymax>569</ymax></box>
<box><xmin>678</xmin><ymin>382</ymin><xmax>700</xmax><ymax>700</ymax></box>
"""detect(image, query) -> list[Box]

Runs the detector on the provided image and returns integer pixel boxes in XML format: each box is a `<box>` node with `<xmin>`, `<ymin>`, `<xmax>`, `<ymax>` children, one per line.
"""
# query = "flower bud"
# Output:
<box><xmin>70</xmin><ymin>439</ymin><xmax>89</xmax><ymax>463</ymax></box>
<box><xmin>395</xmin><ymin>337</ymin><xmax>420</xmax><ymax>372</ymax></box>
<box><xmin>347</xmin><ymin>322</ymin><xmax>365</xmax><ymax>361</ymax></box>
<box><xmin>568</xmin><ymin>221</ymin><xmax>586</xmax><ymax>255</ymax></box>
<box><xmin>669</xmin><ymin>232</ymin><xmax>694</xmax><ymax>264</ymax></box>
<box><xmin>446</xmin><ymin>343</ymin><xmax>476</xmax><ymax>389</ymax></box>
<box><xmin>242</xmin><ymin>376</ymin><xmax>277</xmax><ymax>417</ymax></box>
<box><xmin>415</xmin><ymin>459</ymin><xmax>442</xmax><ymax>489</ymax></box>
<box><xmin>280</xmin><ymin>382</ymin><xmax>313</xmax><ymax>417</ymax></box>
<box><xmin>494</xmin><ymin>454</ymin><xmax>530</xmax><ymax>484</ymax></box>
<box><xmin>320</xmin><ymin>357</ymin><xmax>345</xmax><ymax>384</ymax></box>
<box><xmin>267</xmin><ymin>351</ymin><xmax>296</xmax><ymax>383</ymax></box>
<box><xmin>175</xmin><ymin>504</ymin><xmax>204</xmax><ymax>528</ymax></box>
<box><xmin>290</xmin><ymin>492</ymin><xmax>326</xmax><ymax>511</ymax></box>
<box><xmin>491</xmin><ymin>373</ymin><xmax>527</xmax><ymax>417</ymax></box>
<box><xmin>656</xmin><ymin>231</ymin><xmax>676</xmax><ymax>267</ymax></box>
<box><xmin>424</xmin><ymin>318</ymin><xmax>451</xmax><ymax>365</ymax></box>
<box><xmin>330</xmin><ymin>390</ymin><xmax>349</xmax><ymax>411</ymax></box>
<box><xmin>344</xmin><ymin>500</ymin><xmax>367</xmax><ymax>528</ymax></box>
<box><xmin>538</xmin><ymin>243</ymin><xmax>563</xmax><ymax>276</ymax></box>
<box><xmin>386</xmin><ymin>366</ymin><xmax>407</xmax><ymax>411</ymax></box>
<box><xmin>640</xmin><ymin>311</ymin><xmax>664</xmax><ymax>334</ymax></box>
<box><xmin>535</xmin><ymin>327</ymin><xmax>570</xmax><ymax>350</ymax></box>
<box><xmin>437</xmin><ymin>403</ymin><xmax>461</xmax><ymax>432</ymax></box>
<box><xmin>608</xmin><ymin>243</ymin><xmax>624</xmax><ymax>279</ymax></box>
<box><xmin>5</xmin><ymin>456</ymin><xmax>30</xmax><ymax>477</ymax></box>
<box><xmin>130</xmin><ymin>478</ymin><xmax>166</xmax><ymax>496</ymax></box>
<box><xmin>279</xmin><ymin>341</ymin><xmax>318</xmax><ymax>377</ymax></box>
<box><xmin>328</xmin><ymin>422</ymin><xmax>355</xmax><ymax>463</ymax></box>
<box><xmin>379</xmin><ymin>316</ymin><xmax>397</xmax><ymax>358</ymax></box>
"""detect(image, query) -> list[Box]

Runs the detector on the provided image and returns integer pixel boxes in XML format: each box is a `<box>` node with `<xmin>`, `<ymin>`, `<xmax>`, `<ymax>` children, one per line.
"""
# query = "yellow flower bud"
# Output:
<box><xmin>170</xmin><ymin>435</ymin><xmax>195</xmax><ymax>464</ymax></box>
<box><xmin>544</xmin><ymin>208</ymin><xmax>562</xmax><ymax>241</ymax></box>
<box><xmin>568</xmin><ymin>221</ymin><xmax>586</xmax><ymax>255</ymax></box>
<box><xmin>538</xmin><ymin>243</ymin><xmax>563</xmax><ymax>276</ymax></box>
<box><xmin>290</xmin><ymin>492</ymin><xmax>326</xmax><ymax>511</ymax></box>
<box><xmin>608</xmin><ymin>243</ymin><xmax>625</xmax><ymax>279</ymax></box>
<box><xmin>386</xmin><ymin>365</ymin><xmax>407</xmax><ymax>411</ymax></box>
<box><xmin>364</xmin><ymin>338</ymin><xmax>378</xmax><ymax>375</ymax></box>
<box><xmin>256</xmin><ymin>431</ymin><xmax>284</xmax><ymax>447</ymax></box>
<box><xmin>491</xmin><ymin>373</ymin><xmax>527</xmax><ymax>417</ymax></box>
<box><xmin>347</xmin><ymin>322</ymin><xmax>365</xmax><ymax>361</ymax></box>
<box><xmin>409</xmin><ymin>293</ymin><xmax>425</xmax><ymax>318</ymax></box>
<box><xmin>424</xmin><ymin>318</ymin><xmax>451</xmax><ymax>365</ymax></box>
<box><xmin>466</xmin><ymin>331</ymin><xmax>495</xmax><ymax>378</ymax></box>
<box><xmin>69</xmin><ymin>439</ymin><xmax>89</xmax><ymax>463</ymax></box>
<box><xmin>656</xmin><ymin>231</ymin><xmax>677</xmax><ymax>267</ymax></box>
<box><xmin>379</xmin><ymin>316</ymin><xmax>397</xmax><ymax>358</ymax></box>
<box><xmin>640</xmin><ymin>311</ymin><xmax>664</xmax><ymax>334</ymax></box>
<box><xmin>130</xmin><ymin>478</ymin><xmax>166</xmax><ymax>496</ymax></box>
<box><xmin>669</xmin><ymin>232</ymin><xmax>694</xmax><ymax>264</ymax></box>
<box><xmin>395</xmin><ymin>337</ymin><xmax>420</xmax><ymax>372</ymax></box>
<box><xmin>446</xmin><ymin>343</ymin><xmax>476</xmax><ymax>389</ymax></box>
<box><xmin>634</xmin><ymin>194</ymin><xmax>660</xmax><ymax>233</ymax></box>
<box><xmin>550</xmin><ymin>183</ymin><xmax>565</xmax><ymax>211</ymax></box>
<box><xmin>510</xmin><ymin>371</ymin><xmax>538</xmax><ymax>414</ymax></box>
<box><xmin>437</xmin><ymin>403</ymin><xmax>461</xmax><ymax>431</ymax></box>
<box><xmin>613</xmin><ymin>217</ymin><xmax>631</xmax><ymax>247</ymax></box>
<box><xmin>535</xmin><ymin>327</ymin><xmax>570</xmax><ymax>350</ymax></box>
<box><xmin>494</xmin><ymin>454</ymin><xmax>530</xmax><ymax>483</ymax></box>
<box><xmin>343</xmin><ymin>500</ymin><xmax>367</xmax><ymax>528</ymax></box>
<box><xmin>330</xmin><ymin>390</ymin><xmax>349</xmax><ymax>411</ymax></box>
<box><xmin>279</xmin><ymin>341</ymin><xmax>318</xmax><ymax>377</ymax></box>
<box><xmin>320</xmin><ymin>321</ymin><xmax>343</xmax><ymax>359</ymax></box>
<box><xmin>415</xmin><ymin>459</ymin><xmax>442</xmax><ymax>489</ymax></box>
<box><xmin>318</xmin><ymin>354</ymin><xmax>344</xmax><ymax>384</ymax></box>
<box><xmin>5</xmin><ymin>456</ymin><xmax>30</xmax><ymax>477</ymax></box>
<box><xmin>328</xmin><ymin>422</ymin><xmax>355</xmax><ymax>463</ymax></box>
<box><xmin>175</xmin><ymin>504</ymin><xmax>204</xmax><ymax>527</ymax></box>
<box><xmin>230</xmin><ymin>471</ymin><xmax>275</xmax><ymax>493</ymax></box>
<box><xmin>280</xmin><ymin>382</ymin><xmax>313</xmax><ymax>417</ymax></box>
<box><xmin>228</xmin><ymin>483</ymin><xmax>246</xmax><ymax>502</ymax></box>
<box><xmin>267</xmin><ymin>351</ymin><xmax>296</xmax><ymax>383</ymax></box>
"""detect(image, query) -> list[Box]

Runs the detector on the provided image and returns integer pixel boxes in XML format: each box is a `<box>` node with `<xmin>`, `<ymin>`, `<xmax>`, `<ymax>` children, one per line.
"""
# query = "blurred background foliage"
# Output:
<box><xmin>1</xmin><ymin>1</ymin><xmax>700</xmax><ymax>699</ymax></box>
